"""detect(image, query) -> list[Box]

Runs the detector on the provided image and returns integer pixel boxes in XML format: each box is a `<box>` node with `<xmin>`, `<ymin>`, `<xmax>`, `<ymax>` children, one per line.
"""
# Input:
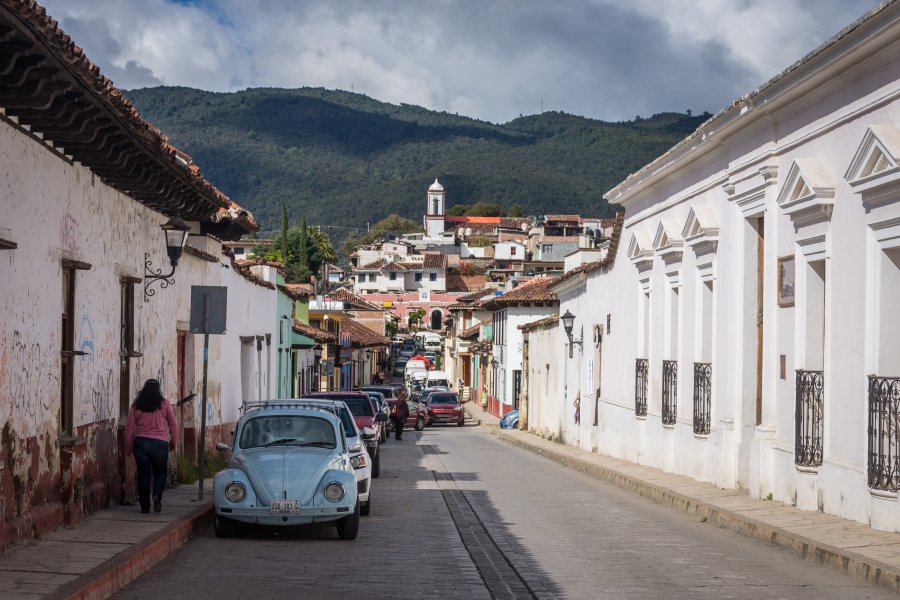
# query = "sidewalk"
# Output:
<box><xmin>0</xmin><ymin>483</ymin><xmax>212</xmax><ymax>600</ymax></box>
<box><xmin>464</xmin><ymin>401</ymin><xmax>900</xmax><ymax>595</ymax></box>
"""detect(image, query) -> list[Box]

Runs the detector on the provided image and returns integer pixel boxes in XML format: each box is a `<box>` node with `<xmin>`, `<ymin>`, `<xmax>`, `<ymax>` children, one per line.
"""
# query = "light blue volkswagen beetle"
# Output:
<box><xmin>213</xmin><ymin>401</ymin><xmax>359</xmax><ymax>539</ymax></box>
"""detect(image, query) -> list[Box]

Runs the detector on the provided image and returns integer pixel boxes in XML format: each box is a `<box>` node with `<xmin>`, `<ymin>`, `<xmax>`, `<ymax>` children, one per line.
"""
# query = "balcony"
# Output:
<box><xmin>662</xmin><ymin>360</ymin><xmax>678</xmax><ymax>425</ymax></box>
<box><xmin>795</xmin><ymin>370</ymin><xmax>824</xmax><ymax>467</ymax></box>
<box><xmin>635</xmin><ymin>359</ymin><xmax>648</xmax><ymax>416</ymax></box>
<box><xmin>693</xmin><ymin>363</ymin><xmax>711</xmax><ymax>435</ymax></box>
<box><xmin>868</xmin><ymin>375</ymin><xmax>900</xmax><ymax>491</ymax></box>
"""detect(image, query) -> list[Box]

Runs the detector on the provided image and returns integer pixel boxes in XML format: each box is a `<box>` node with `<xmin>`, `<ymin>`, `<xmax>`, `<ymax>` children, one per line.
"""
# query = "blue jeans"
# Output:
<box><xmin>133</xmin><ymin>437</ymin><xmax>168</xmax><ymax>512</ymax></box>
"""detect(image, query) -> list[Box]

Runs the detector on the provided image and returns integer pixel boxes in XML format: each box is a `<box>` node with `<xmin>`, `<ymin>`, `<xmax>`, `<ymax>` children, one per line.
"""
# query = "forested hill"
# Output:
<box><xmin>124</xmin><ymin>86</ymin><xmax>708</xmax><ymax>232</ymax></box>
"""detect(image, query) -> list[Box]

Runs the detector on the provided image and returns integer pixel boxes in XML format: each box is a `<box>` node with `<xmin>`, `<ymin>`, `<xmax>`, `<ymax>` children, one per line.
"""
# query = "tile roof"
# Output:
<box><xmin>539</xmin><ymin>236</ymin><xmax>581</xmax><ymax>243</ymax></box>
<box><xmin>327</xmin><ymin>287</ymin><xmax>384</xmax><ymax>311</ymax></box>
<box><xmin>444</xmin><ymin>216</ymin><xmax>503</xmax><ymax>224</ymax></box>
<box><xmin>480</xmin><ymin>276</ymin><xmax>559</xmax><ymax>309</ymax></box>
<box><xmin>445</xmin><ymin>273</ymin><xmax>487</xmax><ymax>292</ymax></box>
<box><xmin>292</xmin><ymin>321</ymin><xmax>337</xmax><ymax>343</ymax></box>
<box><xmin>552</xmin><ymin>212</ymin><xmax>626</xmax><ymax>285</ymax></box>
<box><xmin>340</xmin><ymin>318</ymin><xmax>390</xmax><ymax>348</ymax></box>
<box><xmin>455</xmin><ymin>287</ymin><xmax>501</xmax><ymax>303</ymax></box>
<box><xmin>0</xmin><ymin>1</ymin><xmax>257</xmax><ymax>239</ymax></box>
<box><xmin>358</xmin><ymin>259</ymin><xmax>384</xmax><ymax>270</ymax></box>
<box><xmin>423</xmin><ymin>253</ymin><xmax>447</xmax><ymax>270</ymax></box>
<box><xmin>499</xmin><ymin>218</ymin><xmax>531</xmax><ymax>229</ymax></box>
<box><xmin>519</xmin><ymin>314</ymin><xmax>559</xmax><ymax>332</ymax></box>
<box><xmin>380</xmin><ymin>261</ymin><xmax>406</xmax><ymax>272</ymax></box>
<box><xmin>183</xmin><ymin>245</ymin><xmax>218</xmax><ymax>263</ymax></box>
<box><xmin>546</xmin><ymin>215</ymin><xmax>581</xmax><ymax>222</ymax></box>
<box><xmin>283</xmin><ymin>283</ymin><xmax>313</xmax><ymax>296</ymax></box>
<box><xmin>458</xmin><ymin>323</ymin><xmax>483</xmax><ymax>340</ymax></box>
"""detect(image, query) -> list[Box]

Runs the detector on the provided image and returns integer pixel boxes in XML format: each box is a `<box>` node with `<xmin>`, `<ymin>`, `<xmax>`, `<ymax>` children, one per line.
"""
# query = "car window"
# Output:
<box><xmin>239</xmin><ymin>415</ymin><xmax>336</xmax><ymax>449</ymax></box>
<box><xmin>341</xmin><ymin>397</ymin><xmax>375</xmax><ymax>417</ymax></box>
<box><xmin>430</xmin><ymin>394</ymin><xmax>459</xmax><ymax>404</ymax></box>
<box><xmin>336</xmin><ymin>408</ymin><xmax>357</xmax><ymax>438</ymax></box>
<box><xmin>407</xmin><ymin>401</ymin><xmax>418</xmax><ymax>411</ymax></box>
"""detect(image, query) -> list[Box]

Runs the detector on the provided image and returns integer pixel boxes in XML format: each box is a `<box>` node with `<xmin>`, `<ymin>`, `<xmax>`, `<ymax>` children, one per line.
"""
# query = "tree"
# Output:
<box><xmin>260</xmin><ymin>220</ymin><xmax>337</xmax><ymax>283</ymax></box>
<box><xmin>298</xmin><ymin>215</ymin><xmax>309</xmax><ymax>273</ymax></box>
<box><xmin>445</xmin><ymin>205</ymin><xmax>467</xmax><ymax>216</ymax></box>
<box><xmin>507</xmin><ymin>204</ymin><xmax>525</xmax><ymax>217</ymax></box>
<box><xmin>407</xmin><ymin>308</ymin><xmax>426</xmax><ymax>331</ymax></box>
<box><xmin>341</xmin><ymin>214</ymin><xmax>422</xmax><ymax>256</ymax></box>
<box><xmin>279</xmin><ymin>200</ymin><xmax>288</xmax><ymax>263</ymax></box>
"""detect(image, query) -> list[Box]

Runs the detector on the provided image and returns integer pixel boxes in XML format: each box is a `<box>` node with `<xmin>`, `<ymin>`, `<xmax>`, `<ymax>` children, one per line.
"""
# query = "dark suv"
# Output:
<box><xmin>303</xmin><ymin>391</ymin><xmax>387</xmax><ymax>477</ymax></box>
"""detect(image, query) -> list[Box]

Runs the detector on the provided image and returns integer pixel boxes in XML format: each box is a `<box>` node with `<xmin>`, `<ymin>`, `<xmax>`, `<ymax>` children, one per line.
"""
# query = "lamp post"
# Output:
<box><xmin>560</xmin><ymin>310</ymin><xmax>584</xmax><ymax>359</ymax></box>
<box><xmin>144</xmin><ymin>216</ymin><xmax>191</xmax><ymax>302</ymax></box>
<box><xmin>313</xmin><ymin>345</ymin><xmax>323</xmax><ymax>392</ymax></box>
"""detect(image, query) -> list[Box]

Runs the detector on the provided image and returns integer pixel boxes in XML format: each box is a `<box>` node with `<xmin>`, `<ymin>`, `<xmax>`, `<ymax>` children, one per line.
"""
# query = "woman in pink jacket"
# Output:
<box><xmin>125</xmin><ymin>379</ymin><xmax>177</xmax><ymax>514</ymax></box>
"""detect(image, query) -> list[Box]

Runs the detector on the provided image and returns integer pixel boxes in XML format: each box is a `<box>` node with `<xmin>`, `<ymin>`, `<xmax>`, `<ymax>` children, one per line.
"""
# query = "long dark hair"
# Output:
<box><xmin>134</xmin><ymin>379</ymin><xmax>163</xmax><ymax>412</ymax></box>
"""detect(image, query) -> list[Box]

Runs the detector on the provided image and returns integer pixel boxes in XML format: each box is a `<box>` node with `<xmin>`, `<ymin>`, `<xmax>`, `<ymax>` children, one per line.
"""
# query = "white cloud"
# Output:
<box><xmin>39</xmin><ymin>0</ymin><xmax>881</xmax><ymax>123</ymax></box>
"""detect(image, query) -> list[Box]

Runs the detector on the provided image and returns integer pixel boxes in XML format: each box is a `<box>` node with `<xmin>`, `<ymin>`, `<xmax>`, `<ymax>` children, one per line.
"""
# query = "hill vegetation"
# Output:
<box><xmin>124</xmin><ymin>86</ymin><xmax>709</xmax><ymax>233</ymax></box>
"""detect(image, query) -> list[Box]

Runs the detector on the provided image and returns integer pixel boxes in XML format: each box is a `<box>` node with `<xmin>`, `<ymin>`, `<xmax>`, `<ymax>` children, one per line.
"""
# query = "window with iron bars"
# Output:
<box><xmin>662</xmin><ymin>360</ymin><xmax>678</xmax><ymax>425</ymax></box>
<box><xmin>635</xmin><ymin>358</ymin><xmax>648</xmax><ymax>416</ymax></box>
<box><xmin>693</xmin><ymin>363</ymin><xmax>711</xmax><ymax>435</ymax></box>
<box><xmin>794</xmin><ymin>370</ymin><xmax>824</xmax><ymax>467</ymax></box>
<box><xmin>868</xmin><ymin>375</ymin><xmax>900</xmax><ymax>491</ymax></box>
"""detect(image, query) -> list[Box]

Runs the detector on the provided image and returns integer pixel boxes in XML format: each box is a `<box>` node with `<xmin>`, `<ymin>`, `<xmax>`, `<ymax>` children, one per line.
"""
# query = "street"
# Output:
<box><xmin>114</xmin><ymin>424</ymin><xmax>892</xmax><ymax>600</ymax></box>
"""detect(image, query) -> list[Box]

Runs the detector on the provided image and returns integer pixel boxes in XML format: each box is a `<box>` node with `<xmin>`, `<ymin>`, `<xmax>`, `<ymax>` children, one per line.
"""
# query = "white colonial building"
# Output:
<box><xmin>523</xmin><ymin>2</ymin><xmax>900</xmax><ymax>532</ymax></box>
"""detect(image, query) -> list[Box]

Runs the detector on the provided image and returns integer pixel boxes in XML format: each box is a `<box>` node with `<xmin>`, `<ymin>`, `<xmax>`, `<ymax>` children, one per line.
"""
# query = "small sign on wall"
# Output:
<box><xmin>778</xmin><ymin>256</ymin><xmax>795</xmax><ymax>308</ymax></box>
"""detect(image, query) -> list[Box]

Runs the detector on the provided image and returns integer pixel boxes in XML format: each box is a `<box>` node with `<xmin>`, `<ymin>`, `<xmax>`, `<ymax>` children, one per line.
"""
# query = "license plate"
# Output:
<box><xmin>270</xmin><ymin>500</ymin><xmax>300</xmax><ymax>514</ymax></box>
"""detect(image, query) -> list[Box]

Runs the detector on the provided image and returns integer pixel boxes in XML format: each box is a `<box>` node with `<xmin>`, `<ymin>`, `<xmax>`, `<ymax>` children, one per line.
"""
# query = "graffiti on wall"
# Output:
<box><xmin>0</xmin><ymin>331</ymin><xmax>57</xmax><ymax>434</ymax></box>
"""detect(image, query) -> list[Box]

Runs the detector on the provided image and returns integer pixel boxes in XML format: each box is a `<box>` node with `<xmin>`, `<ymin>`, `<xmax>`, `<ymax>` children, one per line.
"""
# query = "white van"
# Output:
<box><xmin>424</xmin><ymin>370</ymin><xmax>450</xmax><ymax>389</ymax></box>
<box><xmin>423</xmin><ymin>334</ymin><xmax>443</xmax><ymax>352</ymax></box>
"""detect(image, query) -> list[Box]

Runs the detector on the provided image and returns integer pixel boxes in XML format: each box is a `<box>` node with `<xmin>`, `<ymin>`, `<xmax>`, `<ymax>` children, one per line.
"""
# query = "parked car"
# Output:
<box><xmin>212</xmin><ymin>400</ymin><xmax>359</xmax><ymax>539</ymax></box>
<box><xmin>422</xmin><ymin>352</ymin><xmax>437</xmax><ymax>368</ymax></box>
<box><xmin>297</xmin><ymin>399</ymin><xmax>373</xmax><ymax>516</ymax></box>
<box><xmin>361</xmin><ymin>390</ymin><xmax>390</xmax><ymax>443</ymax></box>
<box><xmin>393</xmin><ymin>357</ymin><xmax>409</xmax><ymax>376</ymax></box>
<box><xmin>387</xmin><ymin>399</ymin><xmax>428</xmax><ymax>432</ymax></box>
<box><xmin>423</xmin><ymin>391</ymin><xmax>465</xmax><ymax>427</ymax></box>
<box><xmin>418</xmin><ymin>387</ymin><xmax>449</xmax><ymax>405</ymax></box>
<box><xmin>303</xmin><ymin>392</ymin><xmax>387</xmax><ymax>478</ymax></box>
<box><xmin>499</xmin><ymin>409</ymin><xmax>520</xmax><ymax>429</ymax></box>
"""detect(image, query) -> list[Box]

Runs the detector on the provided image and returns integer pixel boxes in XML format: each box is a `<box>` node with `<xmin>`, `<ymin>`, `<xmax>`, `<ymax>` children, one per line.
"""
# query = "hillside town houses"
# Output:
<box><xmin>439</xmin><ymin>1</ymin><xmax>900</xmax><ymax>535</ymax></box>
<box><xmin>3</xmin><ymin>0</ymin><xmax>900</xmax><ymax>561</ymax></box>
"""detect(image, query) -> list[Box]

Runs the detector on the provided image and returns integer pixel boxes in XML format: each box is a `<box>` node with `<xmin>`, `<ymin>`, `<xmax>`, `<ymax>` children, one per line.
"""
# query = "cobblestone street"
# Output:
<box><xmin>113</xmin><ymin>425</ymin><xmax>894</xmax><ymax>600</ymax></box>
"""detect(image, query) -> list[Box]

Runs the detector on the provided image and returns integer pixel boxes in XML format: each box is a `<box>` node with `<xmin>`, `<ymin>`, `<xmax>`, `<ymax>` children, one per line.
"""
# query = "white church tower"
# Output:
<box><xmin>424</xmin><ymin>178</ymin><xmax>446</xmax><ymax>238</ymax></box>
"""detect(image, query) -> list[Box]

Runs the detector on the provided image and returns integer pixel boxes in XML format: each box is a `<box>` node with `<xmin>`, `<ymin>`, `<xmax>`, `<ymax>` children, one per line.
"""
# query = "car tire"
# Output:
<box><xmin>361</xmin><ymin>493</ymin><xmax>371</xmax><ymax>517</ymax></box>
<box><xmin>457</xmin><ymin>418</ymin><xmax>465</xmax><ymax>427</ymax></box>
<box><xmin>214</xmin><ymin>514</ymin><xmax>236</xmax><ymax>538</ymax></box>
<box><xmin>415</xmin><ymin>416</ymin><xmax>425</xmax><ymax>431</ymax></box>
<box><xmin>336</xmin><ymin>502</ymin><xmax>360</xmax><ymax>540</ymax></box>
<box><xmin>371</xmin><ymin>449</ymin><xmax>380</xmax><ymax>479</ymax></box>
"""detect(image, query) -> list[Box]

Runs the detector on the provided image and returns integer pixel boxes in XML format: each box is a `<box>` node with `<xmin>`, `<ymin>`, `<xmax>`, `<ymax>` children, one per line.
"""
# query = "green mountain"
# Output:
<box><xmin>124</xmin><ymin>86</ymin><xmax>707</xmax><ymax>233</ymax></box>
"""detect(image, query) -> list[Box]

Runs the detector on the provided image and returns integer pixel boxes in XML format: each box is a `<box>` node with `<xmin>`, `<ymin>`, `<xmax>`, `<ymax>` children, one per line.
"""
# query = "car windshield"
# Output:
<box><xmin>430</xmin><ymin>393</ymin><xmax>459</xmax><ymax>404</ymax></box>
<box><xmin>336</xmin><ymin>408</ymin><xmax>357</xmax><ymax>438</ymax></box>
<box><xmin>361</xmin><ymin>386</ymin><xmax>395</xmax><ymax>399</ymax></box>
<box><xmin>341</xmin><ymin>397</ymin><xmax>375</xmax><ymax>417</ymax></box>
<box><xmin>239</xmin><ymin>415</ymin><xmax>337</xmax><ymax>449</ymax></box>
<box><xmin>427</xmin><ymin>379</ymin><xmax>449</xmax><ymax>388</ymax></box>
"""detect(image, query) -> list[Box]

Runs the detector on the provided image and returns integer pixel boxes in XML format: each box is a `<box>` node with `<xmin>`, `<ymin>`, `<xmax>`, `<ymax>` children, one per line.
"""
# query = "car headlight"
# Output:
<box><xmin>225</xmin><ymin>481</ymin><xmax>246</xmax><ymax>503</ymax></box>
<box><xmin>324</xmin><ymin>482</ymin><xmax>345</xmax><ymax>502</ymax></box>
<box><xmin>350</xmin><ymin>454</ymin><xmax>368</xmax><ymax>469</ymax></box>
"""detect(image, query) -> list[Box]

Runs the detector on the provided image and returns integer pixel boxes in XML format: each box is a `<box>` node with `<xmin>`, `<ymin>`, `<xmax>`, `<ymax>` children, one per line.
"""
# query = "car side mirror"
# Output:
<box><xmin>375</xmin><ymin>412</ymin><xmax>388</xmax><ymax>423</ymax></box>
<box><xmin>215</xmin><ymin>442</ymin><xmax>231</xmax><ymax>452</ymax></box>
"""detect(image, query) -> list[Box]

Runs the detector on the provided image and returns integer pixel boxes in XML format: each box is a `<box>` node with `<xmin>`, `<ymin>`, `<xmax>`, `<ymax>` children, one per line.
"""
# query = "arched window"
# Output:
<box><xmin>430</xmin><ymin>310</ymin><xmax>443</xmax><ymax>331</ymax></box>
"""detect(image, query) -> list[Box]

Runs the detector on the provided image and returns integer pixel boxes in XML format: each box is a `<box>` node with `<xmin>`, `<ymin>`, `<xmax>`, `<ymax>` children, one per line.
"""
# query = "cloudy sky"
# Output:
<box><xmin>41</xmin><ymin>0</ymin><xmax>880</xmax><ymax>124</ymax></box>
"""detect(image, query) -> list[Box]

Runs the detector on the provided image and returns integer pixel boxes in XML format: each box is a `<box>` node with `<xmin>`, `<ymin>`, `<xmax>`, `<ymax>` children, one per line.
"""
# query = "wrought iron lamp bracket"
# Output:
<box><xmin>144</xmin><ymin>252</ymin><xmax>177</xmax><ymax>302</ymax></box>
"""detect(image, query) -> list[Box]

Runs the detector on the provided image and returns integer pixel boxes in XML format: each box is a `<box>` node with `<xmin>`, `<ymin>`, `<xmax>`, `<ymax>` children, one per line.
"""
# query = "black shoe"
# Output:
<box><xmin>396</xmin><ymin>436</ymin><xmax>402</xmax><ymax>441</ymax></box>
<box><xmin>152</xmin><ymin>495</ymin><xmax>161</xmax><ymax>513</ymax></box>
<box><xmin>140</xmin><ymin>509</ymin><xmax>150</xmax><ymax>514</ymax></box>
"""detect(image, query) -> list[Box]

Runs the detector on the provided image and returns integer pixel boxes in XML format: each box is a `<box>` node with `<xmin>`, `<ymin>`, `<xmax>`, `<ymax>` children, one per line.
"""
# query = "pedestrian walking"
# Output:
<box><xmin>391</xmin><ymin>399</ymin><xmax>409</xmax><ymax>441</ymax></box>
<box><xmin>125</xmin><ymin>379</ymin><xmax>177</xmax><ymax>514</ymax></box>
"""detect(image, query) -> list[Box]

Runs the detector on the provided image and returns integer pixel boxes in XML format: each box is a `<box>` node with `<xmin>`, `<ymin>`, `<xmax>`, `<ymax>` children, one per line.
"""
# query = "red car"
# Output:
<box><xmin>388</xmin><ymin>399</ymin><xmax>428</xmax><ymax>432</ymax></box>
<box><xmin>303</xmin><ymin>391</ymin><xmax>387</xmax><ymax>477</ymax></box>
<box><xmin>423</xmin><ymin>392</ymin><xmax>465</xmax><ymax>427</ymax></box>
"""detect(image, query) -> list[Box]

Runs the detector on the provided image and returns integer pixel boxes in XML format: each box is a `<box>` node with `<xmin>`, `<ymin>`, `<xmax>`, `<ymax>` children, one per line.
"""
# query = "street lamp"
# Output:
<box><xmin>144</xmin><ymin>216</ymin><xmax>192</xmax><ymax>302</ymax></box>
<box><xmin>560</xmin><ymin>310</ymin><xmax>583</xmax><ymax>358</ymax></box>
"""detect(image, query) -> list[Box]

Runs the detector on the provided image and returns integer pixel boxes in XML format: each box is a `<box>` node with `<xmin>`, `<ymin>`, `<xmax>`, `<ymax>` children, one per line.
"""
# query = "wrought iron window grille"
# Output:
<box><xmin>693</xmin><ymin>362</ymin><xmax>711</xmax><ymax>435</ymax></box>
<box><xmin>795</xmin><ymin>369</ymin><xmax>824</xmax><ymax>467</ymax></box>
<box><xmin>662</xmin><ymin>360</ymin><xmax>678</xmax><ymax>425</ymax></box>
<box><xmin>868</xmin><ymin>375</ymin><xmax>900</xmax><ymax>491</ymax></box>
<box><xmin>635</xmin><ymin>358</ymin><xmax>648</xmax><ymax>417</ymax></box>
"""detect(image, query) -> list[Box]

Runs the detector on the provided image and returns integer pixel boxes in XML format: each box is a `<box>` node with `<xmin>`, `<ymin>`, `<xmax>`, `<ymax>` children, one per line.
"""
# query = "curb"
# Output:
<box><xmin>490</xmin><ymin>428</ymin><xmax>900</xmax><ymax>595</ymax></box>
<box><xmin>48</xmin><ymin>503</ymin><xmax>213</xmax><ymax>600</ymax></box>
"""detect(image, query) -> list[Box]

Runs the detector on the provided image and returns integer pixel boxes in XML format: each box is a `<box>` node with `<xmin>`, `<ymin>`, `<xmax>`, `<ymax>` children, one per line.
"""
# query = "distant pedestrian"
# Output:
<box><xmin>391</xmin><ymin>399</ymin><xmax>410</xmax><ymax>441</ymax></box>
<box><xmin>125</xmin><ymin>379</ymin><xmax>177</xmax><ymax>514</ymax></box>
